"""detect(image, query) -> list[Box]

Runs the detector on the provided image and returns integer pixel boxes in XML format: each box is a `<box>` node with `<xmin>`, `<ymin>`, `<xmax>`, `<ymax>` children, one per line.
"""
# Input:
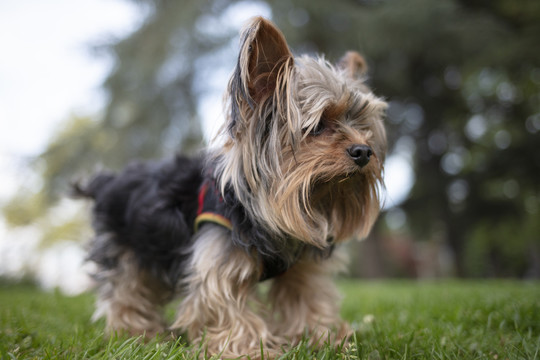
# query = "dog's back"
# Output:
<box><xmin>75</xmin><ymin>156</ymin><xmax>203</xmax><ymax>285</ymax></box>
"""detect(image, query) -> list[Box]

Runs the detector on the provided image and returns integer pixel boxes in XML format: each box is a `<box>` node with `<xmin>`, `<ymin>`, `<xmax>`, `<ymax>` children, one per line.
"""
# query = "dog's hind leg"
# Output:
<box><xmin>90</xmin><ymin>238</ymin><xmax>172</xmax><ymax>338</ymax></box>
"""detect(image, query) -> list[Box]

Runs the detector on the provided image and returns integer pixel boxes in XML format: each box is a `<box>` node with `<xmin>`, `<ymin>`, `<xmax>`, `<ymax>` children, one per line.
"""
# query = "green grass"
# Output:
<box><xmin>1</xmin><ymin>280</ymin><xmax>539</xmax><ymax>359</ymax></box>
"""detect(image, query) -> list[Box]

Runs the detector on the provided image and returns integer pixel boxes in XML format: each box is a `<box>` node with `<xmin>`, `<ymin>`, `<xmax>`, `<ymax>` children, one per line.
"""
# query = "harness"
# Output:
<box><xmin>194</xmin><ymin>181</ymin><xmax>233</xmax><ymax>232</ymax></box>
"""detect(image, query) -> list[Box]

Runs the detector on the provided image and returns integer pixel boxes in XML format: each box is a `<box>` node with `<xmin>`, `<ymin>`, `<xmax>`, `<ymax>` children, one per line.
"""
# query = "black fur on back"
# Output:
<box><xmin>75</xmin><ymin>156</ymin><xmax>203</xmax><ymax>286</ymax></box>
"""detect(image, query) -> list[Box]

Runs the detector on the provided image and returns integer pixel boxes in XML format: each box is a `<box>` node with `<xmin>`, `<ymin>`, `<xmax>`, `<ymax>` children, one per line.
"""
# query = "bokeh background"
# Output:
<box><xmin>1</xmin><ymin>0</ymin><xmax>539</xmax><ymax>294</ymax></box>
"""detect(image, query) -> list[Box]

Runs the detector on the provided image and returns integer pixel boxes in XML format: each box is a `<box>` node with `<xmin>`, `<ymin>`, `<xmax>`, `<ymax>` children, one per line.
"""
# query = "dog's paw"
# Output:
<box><xmin>197</xmin><ymin>332</ymin><xmax>286</xmax><ymax>359</ymax></box>
<box><xmin>303</xmin><ymin>321</ymin><xmax>353</xmax><ymax>348</ymax></box>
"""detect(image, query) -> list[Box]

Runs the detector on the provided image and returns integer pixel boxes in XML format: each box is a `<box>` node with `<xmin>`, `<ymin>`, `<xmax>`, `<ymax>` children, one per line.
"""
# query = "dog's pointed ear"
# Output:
<box><xmin>235</xmin><ymin>17</ymin><xmax>293</xmax><ymax>105</ymax></box>
<box><xmin>338</xmin><ymin>51</ymin><xmax>368</xmax><ymax>78</ymax></box>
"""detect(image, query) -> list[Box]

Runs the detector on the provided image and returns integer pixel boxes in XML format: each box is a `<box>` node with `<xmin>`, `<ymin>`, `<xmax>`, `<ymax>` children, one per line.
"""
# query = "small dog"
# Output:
<box><xmin>76</xmin><ymin>17</ymin><xmax>387</xmax><ymax>358</ymax></box>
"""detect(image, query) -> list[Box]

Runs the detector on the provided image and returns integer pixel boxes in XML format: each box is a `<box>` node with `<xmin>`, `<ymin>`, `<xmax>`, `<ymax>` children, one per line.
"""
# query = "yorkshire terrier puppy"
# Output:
<box><xmin>76</xmin><ymin>17</ymin><xmax>386</xmax><ymax>358</ymax></box>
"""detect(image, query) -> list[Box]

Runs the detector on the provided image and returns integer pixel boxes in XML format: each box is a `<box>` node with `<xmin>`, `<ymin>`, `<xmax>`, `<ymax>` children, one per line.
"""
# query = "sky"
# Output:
<box><xmin>0</xmin><ymin>0</ymin><xmax>142</xmax><ymax>155</ymax></box>
<box><xmin>0</xmin><ymin>0</ymin><xmax>413</xmax><ymax>292</ymax></box>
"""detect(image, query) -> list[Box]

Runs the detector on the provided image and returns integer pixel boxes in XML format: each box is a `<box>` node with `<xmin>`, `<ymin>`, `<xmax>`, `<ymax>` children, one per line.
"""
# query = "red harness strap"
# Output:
<box><xmin>194</xmin><ymin>182</ymin><xmax>233</xmax><ymax>232</ymax></box>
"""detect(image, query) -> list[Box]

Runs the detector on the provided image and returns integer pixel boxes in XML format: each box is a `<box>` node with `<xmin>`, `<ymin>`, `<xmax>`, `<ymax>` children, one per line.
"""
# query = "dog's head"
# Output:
<box><xmin>214</xmin><ymin>17</ymin><xmax>387</xmax><ymax>247</ymax></box>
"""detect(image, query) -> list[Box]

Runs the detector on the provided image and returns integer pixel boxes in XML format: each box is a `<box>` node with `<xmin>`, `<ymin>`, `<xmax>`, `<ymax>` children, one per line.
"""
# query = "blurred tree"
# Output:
<box><xmin>343</xmin><ymin>0</ymin><xmax>540</xmax><ymax>277</ymax></box>
<box><xmin>3</xmin><ymin>0</ymin><xmax>539</xmax><ymax>277</ymax></box>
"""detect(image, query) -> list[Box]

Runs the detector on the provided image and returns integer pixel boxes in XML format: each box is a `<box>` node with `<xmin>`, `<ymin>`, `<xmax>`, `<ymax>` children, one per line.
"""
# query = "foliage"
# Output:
<box><xmin>1</xmin><ymin>280</ymin><xmax>539</xmax><ymax>359</ymax></box>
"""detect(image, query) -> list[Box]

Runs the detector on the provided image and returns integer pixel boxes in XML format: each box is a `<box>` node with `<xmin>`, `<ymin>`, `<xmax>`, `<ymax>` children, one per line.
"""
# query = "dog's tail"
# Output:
<box><xmin>70</xmin><ymin>173</ymin><xmax>116</xmax><ymax>200</ymax></box>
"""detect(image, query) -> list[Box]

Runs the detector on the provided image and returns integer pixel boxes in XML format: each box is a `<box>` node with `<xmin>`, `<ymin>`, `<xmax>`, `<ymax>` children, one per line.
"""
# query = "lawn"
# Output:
<box><xmin>1</xmin><ymin>279</ymin><xmax>539</xmax><ymax>359</ymax></box>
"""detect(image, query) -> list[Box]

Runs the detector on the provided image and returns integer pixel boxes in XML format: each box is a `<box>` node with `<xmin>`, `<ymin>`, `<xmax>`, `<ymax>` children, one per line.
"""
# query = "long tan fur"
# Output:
<box><xmin>171</xmin><ymin>225</ymin><xmax>284</xmax><ymax>358</ymax></box>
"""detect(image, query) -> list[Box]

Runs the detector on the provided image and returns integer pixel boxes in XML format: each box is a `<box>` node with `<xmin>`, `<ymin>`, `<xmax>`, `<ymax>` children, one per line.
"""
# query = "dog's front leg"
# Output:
<box><xmin>268</xmin><ymin>249</ymin><xmax>352</xmax><ymax>346</ymax></box>
<box><xmin>171</xmin><ymin>226</ymin><xmax>282</xmax><ymax>358</ymax></box>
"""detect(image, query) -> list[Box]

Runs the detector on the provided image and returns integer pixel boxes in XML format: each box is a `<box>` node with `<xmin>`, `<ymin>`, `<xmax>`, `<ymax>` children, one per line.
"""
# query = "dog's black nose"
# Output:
<box><xmin>347</xmin><ymin>145</ymin><xmax>373</xmax><ymax>167</ymax></box>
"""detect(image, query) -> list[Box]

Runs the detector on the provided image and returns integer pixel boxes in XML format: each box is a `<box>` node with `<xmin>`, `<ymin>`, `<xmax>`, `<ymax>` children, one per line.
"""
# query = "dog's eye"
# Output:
<box><xmin>310</xmin><ymin>121</ymin><xmax>326</xmax><ymax>136</ymax></box>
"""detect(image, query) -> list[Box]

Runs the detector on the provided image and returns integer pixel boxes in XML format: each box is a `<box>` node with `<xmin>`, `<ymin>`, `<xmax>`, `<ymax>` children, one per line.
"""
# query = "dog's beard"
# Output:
<box><xmin>311</xmin><ymin>171</ymin><xmax>382</xmax><ymax>242</ymax></box>
<box><xmin>266</xmin><ymin>162</ymin><xmax>383</xmax><ymax>248</ymax></box>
